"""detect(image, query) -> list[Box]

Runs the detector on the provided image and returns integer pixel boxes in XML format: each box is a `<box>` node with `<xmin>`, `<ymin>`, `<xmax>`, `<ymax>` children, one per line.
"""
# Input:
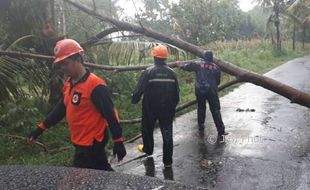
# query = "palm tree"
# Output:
<box><xmin>284</xmin><ymin>0</ymin><xmax>310</xmax><ymax>49</ymax></box>
<box><xmin>0</xmin><ymin>0</ymin><xmax>55</xmax><ymax>103</ymax></box>
<box><xmin>0</xmin><ymin>38</ymin><xmax>50</xmax><ymax>102</ymax></box>
<box><xmin>256</xmin><ymin>0</ymin><xmax>286</xmax><ymax>49</ymax></box>
<box><xmin>257</xmin><ymin>0</ymin><xmax>310</xmax><ymax>50</ymax></box>
<box><xmin>0</xmin><ymin>0</ymin><xmax>125</xmax><ymax>104</ymax></box>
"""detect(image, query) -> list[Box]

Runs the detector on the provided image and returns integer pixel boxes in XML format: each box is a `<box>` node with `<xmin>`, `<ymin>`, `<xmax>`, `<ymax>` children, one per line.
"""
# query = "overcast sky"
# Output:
<box><xmin>116</xmin><ymin>0</ymin><xmax>257</xmax><ymax>18</ymax></box>
<box><xmin>238</xmin><ymin>0</ymin><xmax>257</xmax><ymax>12</ymax></box>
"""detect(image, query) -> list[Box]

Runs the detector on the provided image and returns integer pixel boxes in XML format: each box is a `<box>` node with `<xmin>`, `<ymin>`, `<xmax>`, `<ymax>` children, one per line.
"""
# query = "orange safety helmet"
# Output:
<box><xmin>151</xmin><ymin>44</ymin><xmax>168</xmax><ymax>59</ymax></box>
<box><xmin>53</xmin><ymin>39</ymin><xmax>84</xmax><ymax>64</ymax></box>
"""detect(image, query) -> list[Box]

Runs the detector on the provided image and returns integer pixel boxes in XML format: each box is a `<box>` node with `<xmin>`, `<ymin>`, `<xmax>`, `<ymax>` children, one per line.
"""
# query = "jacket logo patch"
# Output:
<box><xmin>71</xmin><ymin>92</ymin><xmax>82</xmax><ymax>105</ymax></box>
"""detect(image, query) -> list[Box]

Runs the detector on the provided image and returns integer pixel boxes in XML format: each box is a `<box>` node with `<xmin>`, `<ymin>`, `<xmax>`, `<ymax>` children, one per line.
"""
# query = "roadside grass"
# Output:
<box><xmin>0</xmin><ymin>40</ymin><xmax>308</xmax><ymax>166</ymax></box>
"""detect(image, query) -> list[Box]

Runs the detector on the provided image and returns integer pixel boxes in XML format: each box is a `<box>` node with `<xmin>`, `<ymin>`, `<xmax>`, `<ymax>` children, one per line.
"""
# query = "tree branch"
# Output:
<box><xmin>90</xmin><ymin>34</ymin><xmax>144</xmax><ymax>46</ymax></box>
<box><xmin>0</xmin><ymin>50</ymin><xmax>197</xmax><ymax>72</ymax></box>
<box><xmin>0</xmin><ymin>133</ymin><xmax>48</xmax><ymax>152</ymax></box>
<box><xmin>81</xmin><ymin>27</ymin><xmax>120</xmax><ymax>47</ymax></box>
<box><xmin>0</xmin><ymin>50</ymin><xmax>54</xmax><ymax>60</ymax></box>
<box><xmin>85</xmin><ymin>59</ymin><xmax>196</xmax><ymax>72</ymax></box>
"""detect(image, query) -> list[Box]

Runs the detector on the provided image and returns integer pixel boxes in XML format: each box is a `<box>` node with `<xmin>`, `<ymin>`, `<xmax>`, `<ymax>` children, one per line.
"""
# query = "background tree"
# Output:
<box><xmin>170</xmin><ymin>0</ymin><xmax>252</xmax><ymax>44</ymax></box>
<box><xmin>243</xmin><ymin>6</ymin><xmax>271</xmax><ymax>39</ymax></box>
<box><xmin>286</xmin><ymin>0</ymin><xmax>310</xmax><ymax>48</ymax></box>
<box><xmin>137</xmin><ymin>0</ymin><xmax>173</xmax><ymax>35</ymax></box>
<box><xmin>0</xmin><ymin>0</ymin><xmax>122</xmax><ymax>105</ymax></box>
<box><xmin>255</xmin><ymin>0</ymin><xmax>310</xmax><ymax>49</ymax></box>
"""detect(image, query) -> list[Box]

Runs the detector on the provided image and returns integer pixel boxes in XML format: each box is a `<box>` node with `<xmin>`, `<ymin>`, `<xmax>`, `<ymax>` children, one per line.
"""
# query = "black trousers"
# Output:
<box><xmin>73</xmin><ymin>130</ymin><xmax>113</xmax><ymax>171</ymax></box>
<box><xmin>196</xmin><ymin>88</ymin><xmax>225</xmax><ymax>135</ymax></box>
<box><xmin>141</xmin><ymin>104</ymin><xmax>175</xmax><ymax>165</ymax></box>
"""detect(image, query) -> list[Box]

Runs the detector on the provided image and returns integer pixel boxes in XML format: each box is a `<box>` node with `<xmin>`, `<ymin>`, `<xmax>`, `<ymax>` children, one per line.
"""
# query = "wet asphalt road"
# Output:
<box><xmin>0</xmin><ymin>165</ymin><xmax>204</xmax><ymax>190</ymax></box>
<box><xmin>115</xmin><ymin>56</ymin><xmax>310</xmax><ymax>189</ymax></box>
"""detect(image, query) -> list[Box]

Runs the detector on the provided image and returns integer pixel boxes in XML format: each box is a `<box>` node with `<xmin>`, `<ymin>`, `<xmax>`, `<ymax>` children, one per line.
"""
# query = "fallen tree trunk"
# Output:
<box><xmin>64</xmin><ymin>0</ymin><xmax>310</xmax><ymax>108</ymax></box>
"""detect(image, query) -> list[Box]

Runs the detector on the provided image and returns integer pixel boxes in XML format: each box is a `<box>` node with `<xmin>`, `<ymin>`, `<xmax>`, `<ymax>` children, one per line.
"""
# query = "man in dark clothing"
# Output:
<box><xmin>27</xmin><ymin>39</ymin><xmax>126</xmax><ymax>171</ymax></box>
<box><xmin>132</xmin><ymin>44</ymin><xmax>179</xmax><ymax>168</ymax></box>
<box><xmin>179</xmin><ymin>51</ymin><xmax>227</xmax><ymax>138</ymax></box>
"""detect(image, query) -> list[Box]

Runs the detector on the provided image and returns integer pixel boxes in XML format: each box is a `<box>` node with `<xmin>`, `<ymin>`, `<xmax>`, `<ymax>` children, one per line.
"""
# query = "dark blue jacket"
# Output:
<box><xmin>131</xmin><ymin>62</ymin><xmax>180</xmax><ymax>113</ymax></box>
<box><xmin>181</xmin><ymin>60</ymin><xmax>221</xmax><ymax>93</ymax></box>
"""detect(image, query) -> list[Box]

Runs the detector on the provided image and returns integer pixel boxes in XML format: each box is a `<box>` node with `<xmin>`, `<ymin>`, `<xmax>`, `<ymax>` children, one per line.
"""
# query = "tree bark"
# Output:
<box><xmin>275</xmin><ymin>10</ymin><xmax>281</xmax><ymax>50</ymax></box>
<box><xmin>60</xmin><ymin>0</ymin><xmax>66</xmax><ymax>36</ymax></box>
<box><xmin>92</xmin><ymin>0</ymin><xmax>96</xmax><ymax>11</ymax></box>
<box><xmin>302</xmin><ymin>24</ymin><xmax>306</xmax><ymax>49</ymax></box>
<box><xmin>0</xmin><ymin>50</ymin><xmax>54</xmax><ymax>60</ymax></box>
<box><xmin>50</xmin><ymin>0</ymin><xmax>55</xmax><ymax>27</ymax></box>
<box><xmin>267</xmin><ymin>15</ymin><xmax>275</xmax><ymax>44</ymax></box>
<box><xmin>292</xmin><ymin>22</ymin><xmax>296</xmax><ymax>51</ymax></box>
<box><xmin>63</xmin><ymin>0</ymin><xmax>310</xmax><ymax>108</ymax></box>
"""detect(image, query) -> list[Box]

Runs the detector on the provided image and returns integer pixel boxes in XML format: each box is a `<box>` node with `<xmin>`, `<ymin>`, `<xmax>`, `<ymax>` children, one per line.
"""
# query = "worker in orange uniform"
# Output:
<box><xmin>27</xmin><ymin>39</ymin><xmax>126</xmax><ymax>171</ymax></box>
<box><xmin>132</xmin><ymin>44</ymin><xmax>179</xmax><ymax>168</ymax></box>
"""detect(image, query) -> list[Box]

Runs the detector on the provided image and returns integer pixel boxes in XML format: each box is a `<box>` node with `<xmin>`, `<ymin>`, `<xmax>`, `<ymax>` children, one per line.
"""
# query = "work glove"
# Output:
<box><xmin>27</xmin><ymin>127</ymin><xmax>44</xmax><ymax>144</ymax></box>
<box><xmin>176</xmin><ymin>61</ymin><xmax>182</xmax><ymax>68</ymax></box>
<box><xmin>113</xmin><ymin>141</ymin><xmax>127</xmax><ymax>161</ymax></box>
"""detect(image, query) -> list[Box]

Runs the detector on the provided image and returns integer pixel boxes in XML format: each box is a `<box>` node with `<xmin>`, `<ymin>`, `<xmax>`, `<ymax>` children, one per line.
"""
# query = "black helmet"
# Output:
<box><xmin>202</xmin><ymin>51</ymin><xmax>213</xmax><ymax>63</ymax></box>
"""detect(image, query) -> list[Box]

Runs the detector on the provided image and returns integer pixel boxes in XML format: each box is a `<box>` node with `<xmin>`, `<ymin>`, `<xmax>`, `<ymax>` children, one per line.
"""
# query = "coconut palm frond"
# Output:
<box><xmin>107</xmin><ymin>41</ymin><xmax>188</xmax><ymax>66</ymax></box>
<box><xmin>288</xmin><ymin>0</ymin><xmax>310</xmax><ymax>11</ymax></box>
<box><xmin>0</xmin><ymin>56</ymin><xmax>27</xmax><ymax>101</ymax></box>
<box><xmin>0</xmin><ymin>61</ymin><xmax>23</xmax><ymax>101</ymax></box>
<box><xmin>281</xmin><ymin>11</ymin><xmax>303</xmax><ymax>26</ymax></box>
<box><xmin>0</xmin><ymin>55</ymin><xmax>50</xmax><ymax>101</ymax></box>
<box><xmin>5</xmin><ymin>35</ymin><xmax>35</xmax><ymax>50</ymax></box>
<box><xmin>303</xmin><ymin>16</ymin><xmax>310</xmax><ymax>26</ymax></box>
<box><xmin>284</xmin><ymin>0</ymin><xmax>310</xmax><ymax>25</ymax></box>
<box><xmin>256</xmin><ymin>0</ymin><xmax>273</xmax><ymax>9</ymax></box>
<box><xmin>287</xmin><ymin>0</ymin><xmax>301</xmax><ymax>12</ymax></box>
<box><xmin>0</xmin><ymin>35</ymin><xmax>51</xmax><ymax>102</ymax></box>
